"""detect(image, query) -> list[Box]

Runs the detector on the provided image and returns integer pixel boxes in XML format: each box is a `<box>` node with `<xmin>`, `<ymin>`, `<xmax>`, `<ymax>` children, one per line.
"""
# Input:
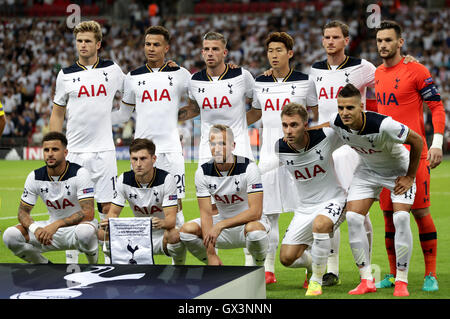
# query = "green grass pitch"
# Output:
<box><xmin>0</xmin><ymin>159</ymin><xmax>449</xmax><ymax>299</ymax></box>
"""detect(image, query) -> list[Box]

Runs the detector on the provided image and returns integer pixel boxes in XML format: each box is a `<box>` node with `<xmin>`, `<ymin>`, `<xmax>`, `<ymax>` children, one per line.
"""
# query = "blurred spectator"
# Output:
<box><xmin>1</xmin><ymin>114</ymin><xmax>15</xmax><ymax>137</ymax></box>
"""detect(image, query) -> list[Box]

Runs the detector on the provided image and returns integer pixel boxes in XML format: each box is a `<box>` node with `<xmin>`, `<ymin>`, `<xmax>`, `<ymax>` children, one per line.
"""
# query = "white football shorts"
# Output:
<box><xmin>155</xmin><ymin>152</ymin><xmax>186</xmax><ymax>199</ymax></box>
<box><xmin>67</xmin><ymin>150</ymin><xmax>117</xmax><ymax>204</ymax></box>
<box><xmin>347</xmin><ymin>167</ymin><xmax>416</xmax><ymax>205</ymax></box>
<box><xmin>190</xmin><ymin>214</ymin><xmax>270</xmax><ymax>249</ymax></box>
<box><xmin>282</xmin><ymin>199</ymin><xmax>346</xmax><ymax>246</ymax></box>
<box><xmin>28</xmin><ymin>219</ymin><xmax>99</xmax><ymax>252</ymax></box>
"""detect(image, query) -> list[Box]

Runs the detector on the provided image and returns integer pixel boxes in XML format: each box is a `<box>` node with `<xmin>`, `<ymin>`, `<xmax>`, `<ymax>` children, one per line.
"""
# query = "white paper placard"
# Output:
<box><xmin>109</xmin><ymin>217</ymin><xmax>154</xmax><ymax>265</ymax></box>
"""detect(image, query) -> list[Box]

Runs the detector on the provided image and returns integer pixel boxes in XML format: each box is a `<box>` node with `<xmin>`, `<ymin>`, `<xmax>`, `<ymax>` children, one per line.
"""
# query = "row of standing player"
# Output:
<box><xmin>4</xmin><ymin>19</ymin><xmax>445</xmax><ymax>295</ymax></box>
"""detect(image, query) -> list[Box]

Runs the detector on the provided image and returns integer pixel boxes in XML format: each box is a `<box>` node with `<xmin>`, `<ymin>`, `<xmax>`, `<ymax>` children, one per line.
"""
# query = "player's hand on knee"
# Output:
<box><xmin>394</xmin><ymin>176</ymin><xmax>414</xmax><ymax>195</ymax></box>
<box><xmin>35</xmin><ymin>228</ymin><xmax>52</xmax><ymax>246</ymax></box>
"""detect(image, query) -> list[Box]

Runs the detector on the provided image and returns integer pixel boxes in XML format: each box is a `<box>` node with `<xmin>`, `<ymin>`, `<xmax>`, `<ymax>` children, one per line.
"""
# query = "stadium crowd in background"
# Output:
<box><xmin>0</xmin><ymin>0</ymin><xmax>449</xmax><ymax>153</ymax></box>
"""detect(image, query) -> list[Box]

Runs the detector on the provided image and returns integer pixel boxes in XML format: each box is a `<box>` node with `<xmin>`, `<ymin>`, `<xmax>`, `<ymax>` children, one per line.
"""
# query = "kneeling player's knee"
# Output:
<box><xmin>279</xmin><ymin>250</ymin><xmax>295</xmax><ymax>267</ymax></box>
<box><xmin>75</xmin><ymin>224</ymin><xmax>97</xmax><ymax>251</ymax></box>
<box><xmin>244</xmin><ymin>221</ymin><xmax>265</xmax><ymax>234</ymax></box>
<box><xmin>179</xmin><ymin>222</ymin><xmax>201</xmax><ymax>236</ymax></box>
<box><xmin>3</xmin><ymin>226</ymin><xmax>25</xmax><ymax>251</ymax></box>
<box><xmin>166</xmin><ymin>228</ymin><xmax>181</xmax><ymax>244</ymax></box>
<box><xmin>312</xmin><ymin>215</ymin><xmax>333</xmax><ymax>233</ymax></box>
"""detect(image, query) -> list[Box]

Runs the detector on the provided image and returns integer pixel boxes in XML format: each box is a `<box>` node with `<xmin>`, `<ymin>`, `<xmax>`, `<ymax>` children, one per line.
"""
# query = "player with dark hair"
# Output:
<box><xmin>111</xmin><ymin>25</ymin><xmax>191</xmax><ymax>242</ymax></box>
<box><xmin>178</xmin><ymin>31</ymin><xmax>256</xmax><ymax>164</ymax></box>
<box><xmin>98</xmin><ymin>138</ymin><xmax>186</xmax><ymax>265</ymax></box>
<box><xmin>3</xmin><ymin>132</ymin><xmax>99</xmax><ymax>264</ymax></box>
<box><xmin>252</xmin><ymin>31</ymin><xmax>317</xmax><ymax>284</ymax></box>
<box><xmin>328</xmin><ymin>83</ymin><xmax>423</xmax><ymax>296</ymax></box>
<box><xmin>307</xmin><ymin>20</ymin><xmax>377</xmax><ymax>286</ymax></box>
<box><xmin>374</xmin><ymin>20</ymin><xmax>446</xmax><ymax>292</ymax></box>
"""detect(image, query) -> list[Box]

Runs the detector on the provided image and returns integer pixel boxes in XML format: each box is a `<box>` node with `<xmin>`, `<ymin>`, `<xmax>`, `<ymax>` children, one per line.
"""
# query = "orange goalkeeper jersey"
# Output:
<box><xmin>375</xmin><ymin>58</ymin><xmax>446</xmax><ymax>158</ymax></box>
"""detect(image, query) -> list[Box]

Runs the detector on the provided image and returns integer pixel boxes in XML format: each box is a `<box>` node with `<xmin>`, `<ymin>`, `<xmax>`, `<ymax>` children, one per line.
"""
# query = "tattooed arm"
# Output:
<box><xmin>35</xmin><ymin>198</ymin><xmax>94</xmax><ymax>246</ymax></box>
<box><xmin>18</xmin><ymin>201</ymin><xmax>36</xmax><ymax>230</ymax></box>
<box><xmin>178</xmin><ymin>98</ymin><xmax>200</xmax><ymax>122</ymax></box>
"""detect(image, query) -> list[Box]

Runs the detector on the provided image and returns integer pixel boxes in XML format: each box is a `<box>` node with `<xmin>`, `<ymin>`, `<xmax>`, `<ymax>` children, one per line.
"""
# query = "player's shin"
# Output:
<box><xmin>245</xmin><ymin>230</ymin><xmax>269</xmax><ymax>267</ymax></box>
<box><xmin>326</xmin><ymin>227</ymin><xmax>340</xmax><ymax>276</ymax></box>
<box><xmin>364</xmin><ymin>213</ymin><xmax>373</xmax><ymax>262</ymax></box>
<box><xmin>347</xmin><ymin>211</ymin><xmax>372</xmax><ymax>280</ymax></box>
<box><xmin>311</xmin><ymin>233</ymin><xmax>331</xmax><ymax>285</ymax></box>
<box><xmin>393</xmin><ymin>211</ymin><xmax>413</xmax><ymax>283</ymax></box>
<box><xmin>3</xmin><ymin>227</ymin><xmax>49</xmax><ymax>263</ymax></box>
<box><xmin>179</xmin><ymin>232</ymin><xmax>207</xmax><ymax>264</ymax></box>
<box><xmin>167</xmin><ymin>241</ymin><xmax>187</xmax><ymax>265</ymax></box>
<box><xmin>264</xmin><ymin>214</ymin><xmax>279</xmax><ymax>273</ymax></box>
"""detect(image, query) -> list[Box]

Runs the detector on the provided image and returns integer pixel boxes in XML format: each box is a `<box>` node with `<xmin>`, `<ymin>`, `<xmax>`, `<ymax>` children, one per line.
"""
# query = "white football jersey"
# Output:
<box><xmin>21</xmin><ymin>162</ymin><xmax>95</xmax><ymax>222</ymax></box>
<box><xmin>112</xmin><ymin>168</ymin><xmax>178</xmax><ymax>221</ymax></box>
<box><xmin>329</xmin><ymin>111</ymin><xmax>411</xmax><ymax>177</ymax></box>
<box><xmin>122</xmin><ymin>63</ymin><xmax>191</xmax><ymax>153</ymax></box>
<box><xmin>309</xmin><ymin>56</ymin><xmax>376</xmax><ymax>124</ymax></box>
<box><xmin>275</xmin><ymin>127</ymin><xmax>346</xmax><ymax>207</ymax></box>
<box><xmin>188</xmin><ymin>66</ymin><xmax>255</xmax><ymax>161</ymax></box>
<box><xmin>53</xmin><ymin>58</ymin><xmax>125</xmax><ymax>152</ymax></box>
<box><xmin>253</xmin><ymin>70</ymin><xmax>317</xmax><ymax>163</ymax></box>
<box><xmin>195</xmin><ymin>156</ymin><xmax>263</xmax><ymax>220</ymax></box>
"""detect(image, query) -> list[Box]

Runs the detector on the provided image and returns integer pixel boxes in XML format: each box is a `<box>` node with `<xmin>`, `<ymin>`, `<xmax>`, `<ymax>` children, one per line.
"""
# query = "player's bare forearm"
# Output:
<box><xmin>309</xmin><ymin>106</ymin><xmax>318</xmax><ymax>122</ymax></box>
<box><xmin>60</xmin><ymin>198</ymin><xmax>95</xmax><ymax>227</ymax></box>
<box><xmin>18</xmin><ymin>202</ymin><xmax>34</xmax><ymax>229</ymax></box>
<box><xmin>49</xmin><ymin>104</ymin><xmax>66</xmax><ymax>132</ymax></box>
<box><xmin>307</xmin><ymin>121</ymin><xmax>329</xmax><ymax>130</ymax></box>
<box><xmin>178</xmin><ymin>100</ymin><xmax>200</xmax><ymax>121</ymax></box>
<box><xmin>405</xmin><ymin>130</ymin><xmax>424</xmax><ymax>179</ymax></box>
<box><xmin>246</xmin><ymin>108</ymin><xmax>261</xmax><ymax>125</ymax></box>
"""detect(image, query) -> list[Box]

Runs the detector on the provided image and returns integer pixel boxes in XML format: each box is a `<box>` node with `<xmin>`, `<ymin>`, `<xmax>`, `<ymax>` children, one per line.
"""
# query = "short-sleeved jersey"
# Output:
<box><xmin>375</xmin><ymin>59</ymin><xmax>446</xmax><ymax>158</ymax></box>
<box><xmin>121</xmin><ymin>63</ymin><xmax>191</xmax><ymax>153</ymax></box>
<box><xmin>275</xmin><ymin>127</ymin><xmax>345</xmax><ymax>207</ymax></box>
<box><xmin>53</xmin><ymin>58</ymin><xmax>125</xmax><ymax>152</ymax></box>
<box><xmin>188</xmin><ymin>66</ymin><xmax>255</xmax><ymax>160</ymax></box>
<box><xmin>112</xmin><ymin>168</ymin><xmax>178</xmax><ymax>221</ymax></box>
<box><xmin>21</xmin><ymin>162</ymin><xmax>94</xmax><ymax>223</ymax></box>
<box><xmin>253</xmin><ymin>70</ymin><xmax>318</xmax><ymax>164</ymax></box>
<box><xmin>195</xmin><ymin>156</ymin><xmax>263</xmax><ymax>219</ymax></box>
<box><xmin>329</xmin><ymin>111</ymin><xmax>411</xmax><ymax>177</ymax></box>
<box><xmin>310</xmin><ymin>57</ymin><xmax>376</xmax><ymax>124</ymax></box>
